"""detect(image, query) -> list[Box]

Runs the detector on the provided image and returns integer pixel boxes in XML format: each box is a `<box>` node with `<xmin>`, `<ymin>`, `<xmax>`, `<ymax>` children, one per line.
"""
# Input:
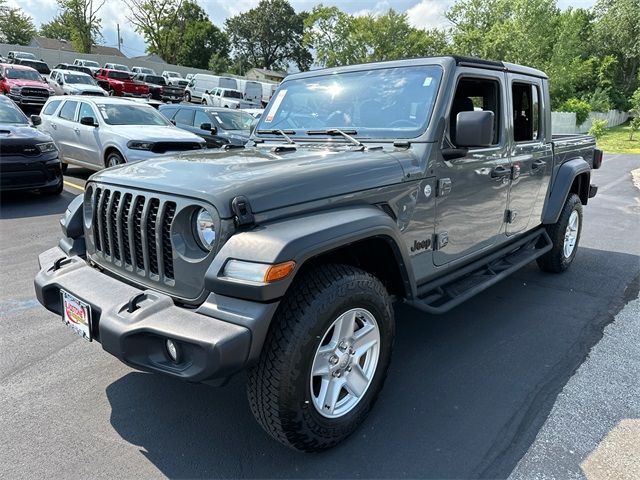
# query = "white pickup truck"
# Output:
<box><xmin>202</xmin><ymin>87</ymin><xmax>259</xmax><ymax>109</ymax></box>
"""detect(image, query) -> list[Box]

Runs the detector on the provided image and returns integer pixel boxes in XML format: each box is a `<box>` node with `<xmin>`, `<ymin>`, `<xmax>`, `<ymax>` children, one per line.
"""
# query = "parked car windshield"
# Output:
<box><xmin>65</xmin><ymin>73</ymin><xmax>96</xmax><ymax>85</ymax></box>
<box><xmin>83</xmin><ymin>60</ymin><xmax>100</xmax><ymax>67</ymax></box>
<box><xmin>113</xmin><ymin>64</ymin><xmax>130</xmax><ymax>71</ymax></box>
<box><xmin>257</xmin><ymin>65</ymin><xmax>443</xmax><ymax>139</ymax></box>
<box><xmin>0</xmin><ymin>102</ymin><xmax>28</xmax><ymax>124</ymax></box>
<box><xmin>15</xmin><ymin>52</ymin><xmax>36</xmax><ymax>59</ymax></box>
<box><xmin>223</xmin><ymin>90</ymin><xmax>243</xmax><ymax>99</ymax></box>
<box><xmin>5</xmin><ymin>68</ymin><xmax>42</xmax><ymax>81</ymax></box>
<box><xmin>212</xmin><ymin>110</ymin><xmax>253</xmax><ymax>130</ymax></box>
<box><xmin>145</xmin><ymin>75</ymin><xmax>166</xmax><ymax>85</ymax></box>
<box><xmin>96</xmin><ymin>103</ymin><xmax>170</xmax><ymax>126</ymax></box>
<box><xmin>108</xmin><ymin>71</ymin><xmax>130</xmax><ymax>80</ymax></box>
<box><xmin>166</xmin><ymin>72</ymin><xmax>180</xmax><ymax>77</ymax></box>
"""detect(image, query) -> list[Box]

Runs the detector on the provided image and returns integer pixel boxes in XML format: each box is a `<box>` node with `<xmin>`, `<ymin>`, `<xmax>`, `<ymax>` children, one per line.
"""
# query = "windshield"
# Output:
<box><xmin>0</xmin><ymin>102</ymin><xmax>28</xmax><ymax>124</ymax></box>
<box><xmin>96</xmin><ymin>103</ymin><xmax>170</xmax><ymax>126</ymax></box>
<box><xmin>211</xmin><ymin>110</ymin><xmax>253</xmax><ymax>130</ymax></box>
<box><xmin>166</xmin><ymin>72</ymin><xmax>179</xmax><ymax>77</ymax></box>
<box><xmin>5</xmin><ymin>68</ymin><xmax>42</xmax><ymax>81</ymax></box>
<box><xmin>83</xmin><ymin>60</ymin><xmax>99</xmax><ymax>67</ymax></box>
<box><xmin>113</xmin><ymin>64</ymin><xmax>129</xmax><ymax>71</ymax></box>
<box><xmin>108</xmin><ymin>71</ymin><xmax>130</xmax><ymax>80</ymax></box>
<box><xmin>145</xmin><ymin>75</ymin><xmax>165</xmax><ymax>85</ymax></box>
<box><xmin>223</xmin><ymin>90</ymin><xmax>243</xmax><ymax>99</ymax></box>
<box><xmin>257</xmin><ymin>65</ymin><xmax>442</xmax><ymax>139</ymax></box>
<box><xmin>65</xmin><ymin>73</ymin><xmax>96</xmax><ymax>85</ymax></box>
<box><xmin>16</xmin><ymin>52</ymin><xmax>36</xmax><ymax>59</ymax></box>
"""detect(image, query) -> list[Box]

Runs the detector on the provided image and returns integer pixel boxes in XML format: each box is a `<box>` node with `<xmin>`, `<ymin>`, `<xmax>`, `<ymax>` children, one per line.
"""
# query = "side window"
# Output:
<box><xmin>160</xmin><ymin>107</ymin><xmax>178</xmax><ymax>120</ymax></box>
<box><xmin>193</xmin><ymin>110</ymin><xmax>210</xmax><ymax>128</ymax></box>
<box><xmin>174</xmin><ymin>108</ymin><xmax>194</xmax><ymax>126</ymax></box>
<box><xmin>42</xmin><ymin>100</ymin><xmax>62</xmax><ymax>116</ymax></box>
<box><xmin>449</xmin><ymin>77</ymin><xmax>501</xmax><ymax>146</ymax></box>
<box><xmin>78</xmin><ymin>102</ymin><xmax>96</xmax><ymax>122</ymax></box>
<box><xmin>512</xmin><ymin>82</ymin><xmax>541</xmax><ymax>142</ymax></box>
<box><xmin>58</xmin><ymin>100</ymin><xmax>78</xmax><ymax>121</ymax></box>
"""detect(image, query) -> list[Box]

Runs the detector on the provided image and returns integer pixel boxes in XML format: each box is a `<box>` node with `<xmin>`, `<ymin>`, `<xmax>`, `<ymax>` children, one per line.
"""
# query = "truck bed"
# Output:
<box><xmin>551</xmin><ymin>133</ymin><xmax>596</xmax><ymax>167</ymax></box>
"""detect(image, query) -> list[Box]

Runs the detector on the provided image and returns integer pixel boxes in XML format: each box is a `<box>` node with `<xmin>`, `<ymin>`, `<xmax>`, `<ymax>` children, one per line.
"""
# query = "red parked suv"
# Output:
<box><xmin>94</xmin><ymin>68</ymin><xmax>149</xmax><ymax>97</ymax></box>
<box><xmin>0</xmin><ymin>63</ymin><xmax>53</xmax><ymax>108</ymax></box>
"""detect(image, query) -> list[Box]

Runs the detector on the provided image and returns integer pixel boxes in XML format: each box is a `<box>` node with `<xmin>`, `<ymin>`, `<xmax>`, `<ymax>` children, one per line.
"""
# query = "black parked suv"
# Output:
<box><xmin>159</xmin><ymin>103</ymin><xmax>251</xmax><ymax>147</ymax></box>
<box><xmin>133</xmin><ymin>73</ymin><xmax>184</xmax><ymax>103</ymax></box>
<box><xmin>0</xmin><ymin>96</ymin><xmax>62</xmax><ymax>194</ymax></box>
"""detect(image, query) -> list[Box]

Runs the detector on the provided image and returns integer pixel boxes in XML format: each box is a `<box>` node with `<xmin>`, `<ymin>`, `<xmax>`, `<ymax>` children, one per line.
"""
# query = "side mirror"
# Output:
<box><xmin>57</xmin><ymin>79</ymin><xmax>63</xmax><ymax>85</ymax></box>
<box><xmin>200</xmin><ymin>122</ymin><xmax>212</xmax><ymax>131</ymax></box>
<box><xmin>455</xmin><ymin>111</ymin><xmax>494</xmax><ymax>147</ymax></box>
<box><xmin>211</xmin><ymin>126</ymin><xmax>218</xmax><ymax>135</ymax></box>
<box><xmin>30</xmin><ymin>115</ymin><xmax>42</xmax><ymax>126</ymax></box>
<box><xmin>204</xmin><ymin>90</ymin><xmax>210</xmax><ymax>95</ymax></box>
<box><xmin>80</xmin><ymin>116</ymin><xmax>97</xmax><ymax>127</ymax></box>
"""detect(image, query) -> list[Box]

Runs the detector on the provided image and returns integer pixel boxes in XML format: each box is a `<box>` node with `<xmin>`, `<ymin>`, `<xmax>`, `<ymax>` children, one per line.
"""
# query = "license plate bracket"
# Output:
<box><xmin>61</xmin><ymin>290</ymin><xmax>92</xmax><ymax>341</ymax></box>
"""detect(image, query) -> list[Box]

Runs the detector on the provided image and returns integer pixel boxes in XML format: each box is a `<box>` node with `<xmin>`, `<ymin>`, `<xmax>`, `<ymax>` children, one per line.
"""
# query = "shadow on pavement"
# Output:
<box><xmin>106</xmin><ymin>246</ymin><xmax>640</xmax><ymax>479</ymax></box>
<box><xmin>0</xmin><ymin>189</ymin><xmax>77</xmax><ymax>220</ymax></box>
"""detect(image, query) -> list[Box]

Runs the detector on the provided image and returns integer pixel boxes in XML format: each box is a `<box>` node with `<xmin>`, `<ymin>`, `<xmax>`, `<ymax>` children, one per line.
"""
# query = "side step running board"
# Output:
<box><xmin>406</xmin><ymin>228</ymin><xmax>552</xmax><ymax>314</ymax></box>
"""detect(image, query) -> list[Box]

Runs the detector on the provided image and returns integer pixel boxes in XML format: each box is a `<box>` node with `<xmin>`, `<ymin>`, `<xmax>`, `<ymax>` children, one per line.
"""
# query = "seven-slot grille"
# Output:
<box><xmin>92</xmin><ymin>187</ymin><xmax>176</xmax><ymax>282</ymax></box>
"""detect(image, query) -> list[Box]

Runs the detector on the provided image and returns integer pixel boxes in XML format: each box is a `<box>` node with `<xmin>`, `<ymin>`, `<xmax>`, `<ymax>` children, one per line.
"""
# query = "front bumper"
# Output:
<box><xmin>7</xmin><ymin>94</ymin><xmax>48</xmax><ymax>107</ymax></box>
<box><xmin>34</xmin><ymin>246</ymin><xmax>252</xmax><ymax>383</ymax></box>
<box><xmin>0</xmin><ymin>156</ymin><xmax>62</xmax><ymax>191</ymax></box>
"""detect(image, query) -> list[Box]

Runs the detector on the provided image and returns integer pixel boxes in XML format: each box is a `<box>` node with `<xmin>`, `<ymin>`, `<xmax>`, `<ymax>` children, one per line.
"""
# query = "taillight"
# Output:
<box><xmin>593</xmin><ymin>149</ymin><xmax>603</xmax><ymax>169</ymax></box>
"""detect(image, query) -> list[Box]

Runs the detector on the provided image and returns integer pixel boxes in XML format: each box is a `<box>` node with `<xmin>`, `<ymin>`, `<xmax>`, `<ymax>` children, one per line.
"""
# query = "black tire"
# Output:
<box><xmin>247</xmin><ymin>264</ymin><xmax>395</xmax><ymax>452</ymax></box>
<box><xmin>105</xmin><ymin>150</ymin><xmax>125</xmax><ymax>168</ymax></box>
<box><xmin>184</xmin><ymin>91</ymin><xmax>191</xmax><ymax>103</ymax></box>
<box><xmin>42</xmin><ymin>179</ymin><xmax>63</xmax><ymax>195</ymax></box>
<box><xmin>537</xmin><ymin>193</ymin><xmax>583</xmax><ymax>273</ymax></box>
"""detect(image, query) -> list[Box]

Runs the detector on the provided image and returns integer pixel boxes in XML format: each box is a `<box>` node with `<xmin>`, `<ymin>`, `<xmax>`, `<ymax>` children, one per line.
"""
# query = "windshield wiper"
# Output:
<box><xmin>306</xmin><ymin>129</ymin><xmax>365</xmax><ymax>149</ymax></box>
<box><xmin>256</xmin><ymin>129</ymin><xmax>296</xmax><ymax>144</ymax></box>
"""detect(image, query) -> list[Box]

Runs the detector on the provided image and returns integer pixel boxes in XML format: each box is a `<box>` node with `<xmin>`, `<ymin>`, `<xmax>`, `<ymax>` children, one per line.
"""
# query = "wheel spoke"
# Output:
<box><xmin>331</xmin><ymin>310</ymin><xmax>357</xmax><ymax>342</ymax></box>
<box><xmin>345</xmin><ymin>365</ymin><xmax>369</xmax><ymax>398</ymax></box>
<box><xmin>352</xmin><ymin>324</ymin><xmax>378</xmax><ymax>357</ymax></box>
<box><xmin>317</xmin><ymin>377</ymin><xmax>344</xmax><ymax>414</ymax></box>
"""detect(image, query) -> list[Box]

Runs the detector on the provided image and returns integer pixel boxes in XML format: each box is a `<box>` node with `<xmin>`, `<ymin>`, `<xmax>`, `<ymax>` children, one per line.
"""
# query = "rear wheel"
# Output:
<box><xmin>184</xmin><ymin>91</ymin><xmax>191</xmax><ymax>103</ymax></box>
<box><xmin>105</xmin><ymin>150</ymin><xmax>125</xmax><ymax>168</ymax></box>
<box><xmin>247</xmin><ymin>264</ymin><xmax>395</xmax><ymax>452</ymax></box>
<box><xmin>537</xmin><ymin>193</ymin><xmax>583</xmax><ymax>273</ymax></box>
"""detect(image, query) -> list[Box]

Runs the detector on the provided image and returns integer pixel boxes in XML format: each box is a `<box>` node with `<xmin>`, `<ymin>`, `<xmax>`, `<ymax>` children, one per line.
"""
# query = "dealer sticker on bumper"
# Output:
<box><xmin>61</xmin><ymin>290</ymin><xmax>92</xmax><ymax>341</ymax></box>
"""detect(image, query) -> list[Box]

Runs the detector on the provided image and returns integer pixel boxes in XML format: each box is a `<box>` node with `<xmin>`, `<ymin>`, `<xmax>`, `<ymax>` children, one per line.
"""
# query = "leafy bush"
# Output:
<box><xmin>559</xmin><ymin>98</ymin><xmax>591</xmax><ymax>126</ymax></box>
<box><xmin>588</xmin><ymin>119</ymin><xmax>608</xmax><ymax>139</ymax></box>
<box><xmin>586</xmin><ymin>87</ymin><xmax>612</xmax><ymax>112</ymax></box>
<box><xmin>630</xmin><ymin>117</ymin><xmax>640</xmax><ymax>141</ymax></box>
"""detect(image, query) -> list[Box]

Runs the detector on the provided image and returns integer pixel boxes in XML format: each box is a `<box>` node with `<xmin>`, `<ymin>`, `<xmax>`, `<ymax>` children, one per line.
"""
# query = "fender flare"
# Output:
<box><xmin>541</xmin><ymin>158</ymin><xmax>590</xmax><ymax>224</ymax></box>
<box><xmin>204</xmin><ymin>205</ymin><xmax>415</xmax><ymax>302</ymax></box>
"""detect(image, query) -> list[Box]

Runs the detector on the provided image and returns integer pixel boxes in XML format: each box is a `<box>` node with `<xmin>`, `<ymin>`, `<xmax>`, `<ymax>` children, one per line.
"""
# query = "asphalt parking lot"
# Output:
<box><xmin>1</xmin><ymin>155</ymin><xmax>639</xmax><ymax>479</ymax></box>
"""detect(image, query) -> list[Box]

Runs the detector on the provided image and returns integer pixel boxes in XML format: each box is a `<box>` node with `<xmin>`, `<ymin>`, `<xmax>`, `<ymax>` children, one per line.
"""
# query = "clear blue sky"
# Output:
<box><xmin>10</xmin><ymin>0</ymin><xmax>597</xmax><ymax>60</ymax></box>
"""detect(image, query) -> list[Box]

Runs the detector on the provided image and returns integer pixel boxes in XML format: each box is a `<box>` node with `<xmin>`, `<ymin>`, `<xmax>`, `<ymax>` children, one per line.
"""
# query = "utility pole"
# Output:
<box><xmin>117</xmin><ymin>24</ymin><xmax>122</xmax><ymax>53</ymax></box>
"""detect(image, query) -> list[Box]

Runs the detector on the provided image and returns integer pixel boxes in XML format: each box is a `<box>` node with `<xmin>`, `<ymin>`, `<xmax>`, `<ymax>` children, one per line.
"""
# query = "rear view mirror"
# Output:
<box><xmin>30</xmin><ymin>115</ymin><xmax>42</xmax><ymax>126</ymax></box>
<box><xmin>200</xmin><ymin>122</ymin><xmax>212</xmax><ymax>131</ymax></box>
<box><xmin>80</xmin><ymin>116</ymin><xmax>97</xmax><ymax>127</ymax></box>
<box><xmin>455</xmin><ymin>111</ymin><xmax>494</xmax><ymax>147</ymax></box>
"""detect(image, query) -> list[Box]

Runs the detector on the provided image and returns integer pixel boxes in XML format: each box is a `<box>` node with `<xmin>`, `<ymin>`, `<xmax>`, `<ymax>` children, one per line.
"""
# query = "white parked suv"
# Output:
<box><xmin>48</xmin><ymin>69</ymin><xmax>107</xmax><ymax>96</ymax></box>
<box><xmin>73</xmin><ymin>59</ymin><xmax>101</xmax><ymax>75</ymax></box>
<box><xmin>162</xmin><ymin>71</ymin><xmax>189</xmax><ymax>88</ymax></box>
<box><xmin>202</xmin><ymin>88</ymin><xmax>258</xmax><ymax>109</ymax></box>
<box><xmin>132</xmin><ymin>66</ymin><xmax>156</xmax><ymax>75</ymax></box>
<box><xmin>37</xmin><ymin>96</ymin><xmax>206</xmax><ymax>171</ymax></box>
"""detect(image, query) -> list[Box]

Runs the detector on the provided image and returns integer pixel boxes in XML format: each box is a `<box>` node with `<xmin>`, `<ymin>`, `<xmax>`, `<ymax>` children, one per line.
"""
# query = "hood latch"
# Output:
<box><xmin>231</xmin><ymin>195</ymin><xmax>255</xmax><ymax>227</ymax></box>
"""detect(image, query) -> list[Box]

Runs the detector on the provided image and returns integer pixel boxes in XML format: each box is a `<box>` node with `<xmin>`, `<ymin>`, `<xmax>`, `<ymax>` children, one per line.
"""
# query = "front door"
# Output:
<box><xmin>75</xmin><ymin>101</ymin><xmax>103</xmax><ymax>167</ymax></box>
<box><xmin>506</xmin><ymin>75</ymin><xmax>553</xmax><ymax>234</ymax></box>
<box><xmin>433</xmin><ymin>71</ymin><xmax>511</xmax><ymax>267</ymax></box>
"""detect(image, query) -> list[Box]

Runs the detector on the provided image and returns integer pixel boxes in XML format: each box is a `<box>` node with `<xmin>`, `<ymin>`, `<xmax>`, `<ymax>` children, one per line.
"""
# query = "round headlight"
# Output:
<box><xmin>194</xmin><ymin>208</ymin><xmax>216</xmax><ymax>251</ymax></box>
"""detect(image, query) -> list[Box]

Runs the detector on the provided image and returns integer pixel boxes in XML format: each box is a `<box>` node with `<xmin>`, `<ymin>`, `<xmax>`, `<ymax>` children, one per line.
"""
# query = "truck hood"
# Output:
<box><xmin>0</xmin><ymin>124</ymin><xmax>52</xmax><ymax>141</ymax></box>
<box><xmin>7</xmin><ymin>79</ymin><xmax>48</xmax><ymax>88</ymax></box>
<box><xmin>90</xmin><ymin>145</ymin><xmax>407</xmax><ymax>218</ymax></box>
<box><xmin>66</xmin><ymin>83</ymin><xmax>105</xmax><ymax>93</ymax></box>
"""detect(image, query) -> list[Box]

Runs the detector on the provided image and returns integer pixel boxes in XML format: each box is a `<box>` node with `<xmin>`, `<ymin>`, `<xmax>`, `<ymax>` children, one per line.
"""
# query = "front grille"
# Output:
<box><xmin>0</xmin><ymin>143</ymin><xmax>40</xmax><ymax>156</ymax></box>
<box><xmin>151</xmin><ymin>142</ymin><xmax>203</xmax><ymax>154</ymax></box>
<box><xmin>92</xmin><ymin>187</ymin><xmax>176</xmax><ymax>282</ymax></box>
<box><xmin>21</xmin><ymin>87</ymin><xmax>49</xmax><ymax>98</ymax></box>
<box><xmin>82</xmin><ymin>91</ymin><xmax>106</xmax><ymax>96</ymax></box>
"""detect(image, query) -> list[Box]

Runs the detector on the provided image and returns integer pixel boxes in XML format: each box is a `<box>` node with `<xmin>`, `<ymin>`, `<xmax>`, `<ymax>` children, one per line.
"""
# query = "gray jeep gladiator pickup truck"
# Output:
<box><xmin>34</xmin><ymin>56</ymin><xmax>602</xmax><ymax>451</ymax></box>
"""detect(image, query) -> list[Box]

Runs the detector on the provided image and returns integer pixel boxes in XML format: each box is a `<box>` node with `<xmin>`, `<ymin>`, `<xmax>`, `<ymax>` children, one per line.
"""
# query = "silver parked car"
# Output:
<box><xmin>48</xmin><ymin>69</ymin><xmax>107</xmax><ymax>96</ymax></box>
<box><xmin>38</xmin><ymin>96</ymin><xmax>206</xmax><ymax>171</ymax></box>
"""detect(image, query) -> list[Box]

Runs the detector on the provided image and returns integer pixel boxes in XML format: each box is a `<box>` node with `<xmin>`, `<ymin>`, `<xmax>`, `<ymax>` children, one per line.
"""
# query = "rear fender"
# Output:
<box><xmin>542</xmin><ymin>158</ymin><xmax>590</xmax><ymax>224</ymax></box>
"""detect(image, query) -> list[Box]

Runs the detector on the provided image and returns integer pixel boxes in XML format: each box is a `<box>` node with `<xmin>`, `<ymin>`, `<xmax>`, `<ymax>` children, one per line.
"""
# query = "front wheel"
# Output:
<box><xmin>537</xmin><ymin>193</ymin><xmax>583</xmax><ymax>272</ymax></box>
<box><xmin>247</xmin><ymin>264</ymin><xmax>395</xmax><ymax>452</ymax></box>
<box><xmin>184</xmin><ymin>91</ymin><xmax>191</xmax><ymax>103</ymax></box>
<box><xmin>105</xmin><ymin>150</ymin><xmax>125</xmax><ymax>168</ymax></box>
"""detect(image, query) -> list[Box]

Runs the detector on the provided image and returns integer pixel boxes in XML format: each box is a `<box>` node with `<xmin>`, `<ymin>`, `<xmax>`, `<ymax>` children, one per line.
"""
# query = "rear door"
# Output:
<box><xmin>506</xmin><ymin>74</ymin><xmax>553</xmax><ymax>234</ymax></box>
<box><xmin>433</xmin><ymin>70</ymin><xmax>511</xmax><ymax>267</ymax></box>
<box><xmin>53</xmin><ymin>99</ymin><xmax>80</xmax><ymax>163</ymax></box>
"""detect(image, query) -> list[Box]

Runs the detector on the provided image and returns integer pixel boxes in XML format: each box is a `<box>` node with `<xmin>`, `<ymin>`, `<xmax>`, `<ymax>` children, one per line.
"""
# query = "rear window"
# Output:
<box><xmin>223</xmin><ymin>90</ymin><xmax>243</xmax><ymax>99</ymax></box>
<box><xmin>108</xmin><ymin>71</ymin><xmax>130</xmax><ymax>80</ymax></box>
<box><xmin>42</xmin><ymin>100</ymin><xmax>62</xmax><ymax>116</ymax></box>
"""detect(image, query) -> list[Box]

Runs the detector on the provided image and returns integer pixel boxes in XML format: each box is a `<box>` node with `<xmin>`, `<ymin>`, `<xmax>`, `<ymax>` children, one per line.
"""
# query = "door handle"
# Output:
<box><xmin>51</xmin><ymin>123</ymin><xmax>57</xmax><ymax>130</ymax></box>
<box><xmin>490</xmin><ymin>166</ymin><xmax>511</xmax><ymax>178</ymax></box>
<box><xmin>74</xmin><ymin>128</ymin><xmax>80</xmax><ymax>134</ymax></box>
<box><xmin>531</xmin><ymin>159</ymin><xmax>546</xmax><ymax>170</ymax></box>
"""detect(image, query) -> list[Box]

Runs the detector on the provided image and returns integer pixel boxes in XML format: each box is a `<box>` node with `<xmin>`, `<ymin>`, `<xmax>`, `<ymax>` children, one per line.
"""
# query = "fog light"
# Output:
<box><xmin>166</xmin><ymin>339</ymin><xmax>179</xmax><ymax>362</ymax></box>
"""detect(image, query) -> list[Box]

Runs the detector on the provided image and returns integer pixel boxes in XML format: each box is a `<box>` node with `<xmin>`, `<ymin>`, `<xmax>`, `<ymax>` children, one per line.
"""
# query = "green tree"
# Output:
<box><xmin>40</xmin><ymin>11</ymin><xmax>75</xmax><ymax>41</ymax></box>
<box><xmin>304</xmin><ymin>5</ymin><xmax>448</xmax><ymax>68</ymax></box>
<box><xmin>0</xmin><ymin>7</ymin><xmax>36</xmax><ymax>45</ymax></box>
<box><xmin>225</xmin><ymin>0</ymin><xmax>310</xmax><ymax>71</ymax></box>
<box><xmin>56</xmin><ymin>0</ymin><xmax>104</xmax><ymax>53</ymax></box>
<box><xmin>125</xmin><ymin>0</ymin><xmax>182</xmax><ymax>62</ymax></box>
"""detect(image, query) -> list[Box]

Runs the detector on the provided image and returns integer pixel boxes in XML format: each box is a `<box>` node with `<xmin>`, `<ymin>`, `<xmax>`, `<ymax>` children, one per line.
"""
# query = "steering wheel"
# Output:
<box><xmin>389</xmin><ymin>119</ymin><xmax>419</xmax><ymax>128</ymax></box>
